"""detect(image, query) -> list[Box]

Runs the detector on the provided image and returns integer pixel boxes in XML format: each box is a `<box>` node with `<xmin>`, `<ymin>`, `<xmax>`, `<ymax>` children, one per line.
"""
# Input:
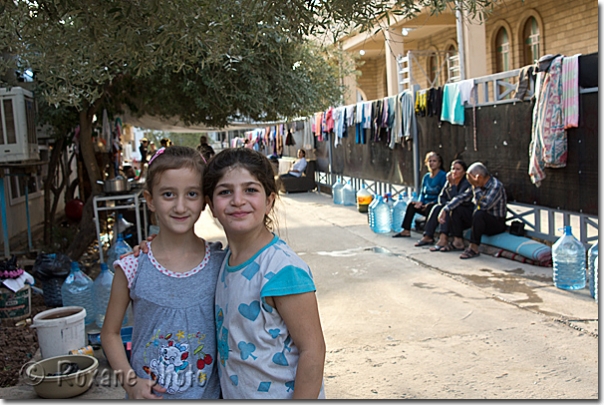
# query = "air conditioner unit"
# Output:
<box><xmin>0</xmin><ymin>87</ymin><xmax>40</xmax><ymax>163</ymax></box>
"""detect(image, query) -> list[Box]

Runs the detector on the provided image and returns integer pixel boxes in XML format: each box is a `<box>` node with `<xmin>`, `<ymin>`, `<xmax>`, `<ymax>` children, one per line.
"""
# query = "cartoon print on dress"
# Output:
<box><xmin>215</xmin><ymin>306</ymin><xmax>230</xmax><ymax>366</ymax></box>
<box><xmin>271</xmin><ymin>335</ymin><xmax>292</xmax><ymax>367</ymax></box>
<box><xmin>238</xmin><ymin>300</ymin><xmax>261</xmax><ymax>321</ymax></box>
<box><xmin>141</xmin><ymin>328</ymin><xmax>213</xmax><ymax>394</ymax></box>
<box><xmin>285</xmin><ymin>381</ymin><xmax>295</xmax><ymax>392</ymax></box>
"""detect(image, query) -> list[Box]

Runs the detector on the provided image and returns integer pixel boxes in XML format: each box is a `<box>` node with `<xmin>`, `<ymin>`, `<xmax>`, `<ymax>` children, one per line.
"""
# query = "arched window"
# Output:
<box><xmin>523</xmin><ymin>17</ymin><xmax>540</xmax><ymax>66</ymax></box>
<box><xmin>428</xmin><ymin>52</ymin><xmax>437</xmax><ymax>86</ymax></box>
<box><xmin>495</xmin><ymin>27</ymin><xmax>510</xmax><ymax>72</ymax></box>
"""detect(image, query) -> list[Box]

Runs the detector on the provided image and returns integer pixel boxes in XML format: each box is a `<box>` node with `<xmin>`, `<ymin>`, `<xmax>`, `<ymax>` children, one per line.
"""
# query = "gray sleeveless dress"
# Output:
<box><xmin>119</xmin><ymin>241</ymin><xmax>225</xmax><ymax>399</ymax></box>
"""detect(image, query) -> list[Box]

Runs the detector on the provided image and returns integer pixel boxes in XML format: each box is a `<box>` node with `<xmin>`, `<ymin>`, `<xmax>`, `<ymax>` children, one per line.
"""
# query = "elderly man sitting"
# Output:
<box><xmin>450</xmin><ymin>162</ymin><xmax>508</xmax><ymax>260</ymax></box>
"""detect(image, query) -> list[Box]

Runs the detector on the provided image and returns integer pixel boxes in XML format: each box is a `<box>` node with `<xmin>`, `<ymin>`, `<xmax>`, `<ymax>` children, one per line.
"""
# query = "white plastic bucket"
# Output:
<box><xmin>31</xmin><ymin>306</ymin><xmax>87</xmax><ymax>359</ymax></box>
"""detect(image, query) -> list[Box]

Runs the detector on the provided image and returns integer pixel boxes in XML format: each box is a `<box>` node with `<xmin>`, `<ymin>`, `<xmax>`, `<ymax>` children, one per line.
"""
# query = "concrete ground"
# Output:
<box><xmin>2</xmin><ymin>190</ymin><xmax>598</xmax><ymax>399</ymax></box>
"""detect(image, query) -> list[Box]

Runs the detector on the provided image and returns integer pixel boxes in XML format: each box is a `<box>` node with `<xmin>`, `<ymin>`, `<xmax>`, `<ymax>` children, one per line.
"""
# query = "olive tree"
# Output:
<box><xmin>0</xmin><ymin>0</ymin><xmax>494</xmax><ymax>259</ymax></box>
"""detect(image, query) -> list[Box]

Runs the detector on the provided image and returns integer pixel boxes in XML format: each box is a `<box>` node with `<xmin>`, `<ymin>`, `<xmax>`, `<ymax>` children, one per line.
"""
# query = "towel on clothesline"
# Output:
<box><xmin>440</xmin><ymin>83</ymin><xmax>465</xmax><ymax>125</ymax></box>
<box><xmin>561</xmin><ymin>54</ymin><xmax>581</xmax><ymax>129</ymax></box>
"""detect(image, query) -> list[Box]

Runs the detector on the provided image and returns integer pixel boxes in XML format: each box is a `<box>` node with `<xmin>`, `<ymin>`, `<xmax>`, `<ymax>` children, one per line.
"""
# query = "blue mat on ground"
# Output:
<box><xmin>463</xmin><ymin>230</ymin><xmax>552</xmax><ymax>266</ymax></box>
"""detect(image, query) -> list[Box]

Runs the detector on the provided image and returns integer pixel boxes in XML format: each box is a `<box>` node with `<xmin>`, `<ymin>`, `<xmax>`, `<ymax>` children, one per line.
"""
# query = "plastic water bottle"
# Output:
<box><xmin>552</xmin><ymin>226</ymin><xmax>586</xmax><ymax>290</ymax></box>
<box><xmin>94</xmin><ymin>263</ymin><xmax>128</xmax><ymax>328</ymax></box>
<box><xmin>106</xmin><ymin>233</ymin><xmax>133</xmax><ymax>266</ymax></box>
<box><xmin>332</xmin><ymin>179</ymin><xmax>345</xmax><ymax>205</ymax></box>
<box><xmin>61</xmin><ymin>261</ymin><xmax>96</xmax><ymax>325</ymax></box>
<box><xmin>356</xmin><ymin>185</ymin><xmax>373</xmax><ymax>213</ymax></box>
<box><xmin>342</xmin><ymin>181</ymin><xmax>356</xmax><ymax>206</ymax></box>
<box><xmin>93</xmin><ymin>263</ymin><xmax>113</xmax><ymax>328</ymax></box>
<box><xmin>391</xmin><ymin>194</ymin><xmax>408</xmax><ymax>233</ymax></box>
<box><xmin>368</xmin><ymin>195</ymin><xmax>381</xmax><ymax>232</ymax></box>
<box><xmin>588</xmin><ymin>241</ymin><xmax>598</xmax><ymax>299</ymax></box>
<box><xmin>367</xmin><ymin>193</ymin><xmax>379</xmax><ymax>227</ymax></box>
<box><xmin>373</xmin><ymin>196</ymin><xmax>392</xmax><ymax>233</ymax></box>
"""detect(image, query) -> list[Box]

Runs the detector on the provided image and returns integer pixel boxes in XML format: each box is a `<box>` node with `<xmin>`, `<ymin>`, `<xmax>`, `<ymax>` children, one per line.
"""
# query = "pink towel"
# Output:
<box><xmin>561</xmin><ymin>54</ymin><xmax>581</xmax><ymax>129</ymax></box>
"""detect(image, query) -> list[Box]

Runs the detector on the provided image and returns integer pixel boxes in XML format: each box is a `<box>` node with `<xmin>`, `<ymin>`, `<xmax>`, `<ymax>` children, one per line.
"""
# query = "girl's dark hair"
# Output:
<box><xmin>451</xmin><ymin>159</ymin><xmax>468</xmax><ymax>172</ymax></box>
<box><xmin>203</xmin><ymin>148</ymin><xmax>278</xmax><ymax>231</ymax></box>
<box><xmin>145</xmin><ymin>146</ymin><xmax>205</xmax><ymax>194</ymax></box>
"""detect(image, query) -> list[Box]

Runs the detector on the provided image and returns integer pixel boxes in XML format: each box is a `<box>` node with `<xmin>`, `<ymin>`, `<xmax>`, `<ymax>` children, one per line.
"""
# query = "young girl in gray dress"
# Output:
<box><xmin>101</xmin><ymin>146</ymin><xmax>225</xmax><ymax>399</ymax></box>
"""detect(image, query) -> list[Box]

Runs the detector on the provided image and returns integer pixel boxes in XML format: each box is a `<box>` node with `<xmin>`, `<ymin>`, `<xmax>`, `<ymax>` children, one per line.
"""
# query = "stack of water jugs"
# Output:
<box><xmin>367</xmin><ymin>191</ymin><xmax>410</xmax><ymax>234</ymax></box>
<box><xmin>61</xmin><ymin>233</ymin><xmax>133</xmax><ymax>328</ymax></box>
<box><xmin>551</xmin><ymin>226</ymin><xmax>598</xmax><ymax>302</ymax></box>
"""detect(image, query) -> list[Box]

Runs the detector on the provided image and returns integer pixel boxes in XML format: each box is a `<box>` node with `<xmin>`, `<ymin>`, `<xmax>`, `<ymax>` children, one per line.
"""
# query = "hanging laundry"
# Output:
<box><xmin>325</xmin><ymin>107</ymin><xmax>335</xmax><ymax>134</ymax></box>
<box><xmin>415</xmin><ymin>89</ymin><xmax>428</xmax><ymax>116</ymax></box>
<box><xmin>400</xmin><ymin>90</ymin><xmax>415</xmax><ymax>141</ymax></box>
<box><xmin>458</xmin><ymin>79</ymin><xmax>475</xmax><ymax>106</ymax></box>
<box><xmin>561</xmin><ymin>54</ymin><xmax>581</xmax><ymax>129</ymax></box>
<box><xmin>440</xmin><ymin>82</ymin><xmax>465</xmax><ymax>125</ymax></box>
<box><xmin>529</xmin><ymin>55</ymin><xmax>567</xmax><ymax>187</ymax></box>
<box><xmin>428</xmin><ymin>87</ymin><xmax>443</xmax><ymax>119</ymax></box>
<box><xmin>513</xmin><ymin>65</ymin><xmax>535</xmax><ymax>100</ymax></box>
<box><xmin>391</xmin><ymin>94</ymin><xmax>402</xmax><ymax>149</ymax></box>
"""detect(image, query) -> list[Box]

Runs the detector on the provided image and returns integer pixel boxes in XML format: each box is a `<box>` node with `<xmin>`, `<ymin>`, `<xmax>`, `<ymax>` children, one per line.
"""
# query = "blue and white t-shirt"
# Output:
<box><xmin>215</xmin><ymin>234</ymin><xmax>325</xmax><ymax>399</ymax></box>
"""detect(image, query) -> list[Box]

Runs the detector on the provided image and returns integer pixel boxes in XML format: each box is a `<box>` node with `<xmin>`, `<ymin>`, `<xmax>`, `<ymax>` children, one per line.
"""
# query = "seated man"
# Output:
<box><xmin>451</xmin><ymin>162</ymin><xmax>508</xmax><ymax>260</ymax></box>
<box><xmin>280</xmin><ymin>149</ymin><xmax>307</xmax><ymax>178</ymax></box>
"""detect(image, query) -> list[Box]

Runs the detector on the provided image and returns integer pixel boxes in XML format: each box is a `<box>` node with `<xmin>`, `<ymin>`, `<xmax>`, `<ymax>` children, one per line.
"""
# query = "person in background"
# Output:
<box><xmin>392</xmin><ymin>151</ymin><xmax>446</xmax><ymax>238</ymax></box>
<box><xmin>454</xmin><ymin>162</ymin><xmax>508</xmax><ymax>259</ymax></box>
<box><xmin>160</xmin><ymin>138</ymin><xmax>171</xmax><ymax>148</ymax></box>
<box><xmin>138</xmin><ymin>138</ymin><xmax>149</xmax><ymax>178</ymax></box>
<box><xmin>279</xmin><ymin>148</ymin><xmax>307</xmax><ymax>178</ymax></box>
<box><xmin>121</xmin><ymin>164</ymin><xmax>137</xmax><ymax>180</ymax></box>
<box><xmin>197</xmin><ymin>135</ymin><xmax>216</xmax><ymax>162</ymax></box>
<box><xmin>412</xmin><ymin>159</ymin><xmax>474</xmax><ymax>251</ymax></box>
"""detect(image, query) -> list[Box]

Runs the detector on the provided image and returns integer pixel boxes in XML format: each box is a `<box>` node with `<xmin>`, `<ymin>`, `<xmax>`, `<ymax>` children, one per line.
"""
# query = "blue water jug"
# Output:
<box><xmin>93</xmin><ymin>263</ymin><xmax>128</xmax><ymax>328</ymax></box>
<box><xmin>588</xmin><ymin>241</ymin><xmax>598</xmax><ymax>300</ymax></box>
<box><xmin>391</xmin><ymin>194</ymin><xmax>407</xmax><ymax>233</ymax></box>
<box><xmin>342</xmin><ymin>181</ymin><xmax>356</xmax><ymax>206</ymax></box>
<box><xmin>372</xmin><ymin>196</ymin><xmax>392</xmax><ymax>234</ymax></box>
<box><xmin>61</xmin><ymin>261</ymin><xmax>96</xmax><ymax>325</ymax></box>
<box><xmin>367</xmin><ymin>193</ymin><xmax>380</xmax><ymax>227</ymax></box>
<box><xmin>106</xmin><ymin>233</ymin><xmax>133</xmax><ymax>266</ymax></box>
<box><xmin>332</xmin><ymin>178</ymin><xmax>345</xmax><ymax>205</ymax></box>
<box><xmin>552</xmin><ymin>226</ymin><xmax>586</xmax><ymax>290</ymax></box>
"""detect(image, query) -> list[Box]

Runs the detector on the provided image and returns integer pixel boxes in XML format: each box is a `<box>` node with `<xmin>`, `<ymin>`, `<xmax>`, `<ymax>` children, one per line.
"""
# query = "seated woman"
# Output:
<box><xmin>393</xmin><ymin>151</ymin><xmax>446</xmax><ymax>238</ymax></box>
<box><xmin>280</xmin><ymin>149</ymin><xmax>307</xmax><ymax>178</ymax></box>
<box><xmin>411</xmin><ymin>159</ymin><xmax>474</xmax><ymax>250</ymax></box>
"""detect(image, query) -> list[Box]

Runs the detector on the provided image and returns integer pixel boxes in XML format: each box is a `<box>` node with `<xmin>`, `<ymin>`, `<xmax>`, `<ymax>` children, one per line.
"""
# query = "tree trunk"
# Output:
<box><xmin>65</xmin><ymin>196</ymin><xmax>96</xmax><ymax>261</ymax></box>
<box><xmin>78</xmin><ymin>108</ymin><xmax>103</xmax><ymax>196</ymax></box>
<box><xmin>43</xmin><ymin>136</ymin><xmax>66</xmax><ymax>246</ymax></box>
<box><xmin>66</xmin><ymin>105</ymin><xmax>103</xmax><ymax>261</ymax></box>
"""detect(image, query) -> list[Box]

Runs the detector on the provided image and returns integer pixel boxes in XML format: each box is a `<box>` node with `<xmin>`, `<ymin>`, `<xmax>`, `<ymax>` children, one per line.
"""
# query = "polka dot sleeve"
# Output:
<box><xmin>113</xmin><ymin>255</ymin><xmax>140</xmax><ymax>289</ymax></box>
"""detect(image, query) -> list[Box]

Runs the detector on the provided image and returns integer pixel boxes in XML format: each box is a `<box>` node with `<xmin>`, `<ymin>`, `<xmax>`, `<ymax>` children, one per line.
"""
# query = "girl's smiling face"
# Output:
<box><xmin>144</xmin><ymin>167</ymin><xmax>204</xmax><ymax>235</ymax></box>
<box><xmin>207</xmin><ymin>166</ymin><xmax>275</xmax><ymax>237</ymax></box>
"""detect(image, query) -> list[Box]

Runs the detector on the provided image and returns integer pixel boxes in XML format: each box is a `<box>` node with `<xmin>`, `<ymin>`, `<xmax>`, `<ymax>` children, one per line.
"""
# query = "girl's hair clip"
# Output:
<box><xmin>148</xmin><ymin>147</ymin><xmax>166</xmax><ymax>166</ymax></box>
